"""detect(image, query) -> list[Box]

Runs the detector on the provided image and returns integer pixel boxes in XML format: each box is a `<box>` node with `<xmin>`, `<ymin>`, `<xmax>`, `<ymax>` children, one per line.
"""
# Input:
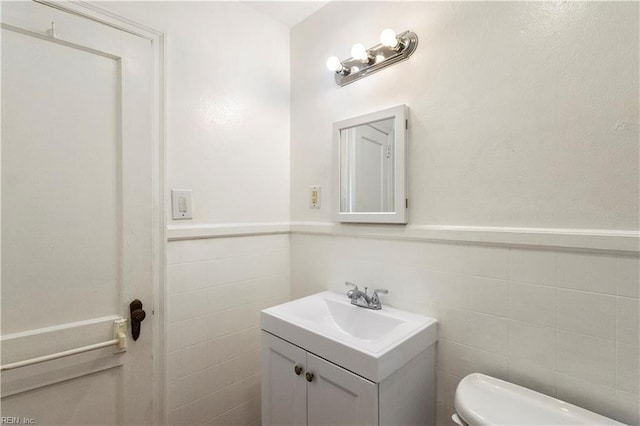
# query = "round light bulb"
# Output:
<box><xmin>380</xmin><ymin>28</ymin><xmax>399</xmax><ymax>49</ymax></box>
<box><xmin>350</xmin><ymin>43</ymin><xmax>369</xmax><ymax>62</ymax></box>
<box><xmin>326</xmin><ymin>56</ymin><xmax>343</xmax><ymax>72</ymax></box>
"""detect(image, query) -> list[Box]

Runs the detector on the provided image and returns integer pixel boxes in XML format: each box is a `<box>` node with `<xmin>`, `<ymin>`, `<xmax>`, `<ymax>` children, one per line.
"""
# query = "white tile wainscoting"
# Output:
<box><xmin>163</xmin><ymin>226</ymin><xmax>638</xmax><ymax>425</ymax></box>
<box><xmin>166</xmin><ymin>234</ymin><xmax>289</xmax><ymax>425</ymax></box>
<box><xmin>290</xmin><ymin>233</ymin><xmax>640</xmax><ymax>425</ymax></box>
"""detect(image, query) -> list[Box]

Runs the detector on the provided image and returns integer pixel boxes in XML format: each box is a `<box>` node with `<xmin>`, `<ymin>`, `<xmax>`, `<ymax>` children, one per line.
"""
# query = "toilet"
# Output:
<box><xmin>452</xmin><ymin>373</ymin><xmax>625</xmax><ymax>426</ymax></box>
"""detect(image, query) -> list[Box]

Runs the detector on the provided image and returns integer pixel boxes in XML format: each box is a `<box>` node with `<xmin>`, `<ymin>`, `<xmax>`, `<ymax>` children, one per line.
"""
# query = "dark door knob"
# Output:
<box><xmin>130</xmin><ymin>299</ymin><xmax>146</xmax><ymax>341</ymax></box>
<box><xmin>294</xmin><ymin>365</ymin><xmax>303</xmax><ymax>376</ymax></box>
<box><xmin>305</xmin><ymin>372</ymin><xmax>314</xmax><ymax>382</ymax></box>
<box><xmin>132</xmin><ymin>308</ymin><xmax>146</xmax><ymax>322</ymax></box>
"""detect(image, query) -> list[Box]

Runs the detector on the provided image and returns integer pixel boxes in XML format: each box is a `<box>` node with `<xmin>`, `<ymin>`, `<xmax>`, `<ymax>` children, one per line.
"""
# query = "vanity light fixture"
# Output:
<box><xmin>326</xmin><ymin>28</ymin><xmax>418</xmax><ymax>86</ymax></box>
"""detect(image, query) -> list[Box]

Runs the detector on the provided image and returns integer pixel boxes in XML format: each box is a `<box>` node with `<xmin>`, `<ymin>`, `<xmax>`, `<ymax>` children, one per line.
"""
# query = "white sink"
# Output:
<box><xmin>261</xmin><ymin>291</ymin><xmax>437</xmax><ymax>382</ymax></box>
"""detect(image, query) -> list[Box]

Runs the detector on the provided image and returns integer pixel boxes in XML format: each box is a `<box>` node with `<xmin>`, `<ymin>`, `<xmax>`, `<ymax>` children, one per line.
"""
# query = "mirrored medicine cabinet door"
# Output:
<box><xmin>333</xmin><ymin>105</ymin><xmax>408</xmax><ymax>224</ymax></box>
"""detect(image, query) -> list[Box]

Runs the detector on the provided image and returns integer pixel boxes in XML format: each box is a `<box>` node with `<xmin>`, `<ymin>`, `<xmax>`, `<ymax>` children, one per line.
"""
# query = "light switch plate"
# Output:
<box><xmin>171</xmin><ymin>189</ymin><xmax>193</xmax><ymax>220</ymax></box>
<box><xmin>310</xmin><ymin>185</ymin><xmax>321</xmax><ymax>209</ymax></box>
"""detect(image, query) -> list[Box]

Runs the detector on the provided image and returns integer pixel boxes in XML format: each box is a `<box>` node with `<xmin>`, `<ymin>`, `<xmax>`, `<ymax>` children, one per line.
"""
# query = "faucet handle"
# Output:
<box><xmin>370</xmin><ymin>289</ymin><xmax>388</xmax><ymax>309</ymax></box>
<box><xmin>345</xmin><ymin>281</ymin><xmax>358</xmax><ymax>298</ymax></box>
<box><xmin>372</xmin><ymin>289</ymin><xmax>388</xmax><ymax>303</ymax></box>
<box><xmin>345</xmin><ymin>281</ymin><xmax>358</xmax><ymax>290</ymax></box>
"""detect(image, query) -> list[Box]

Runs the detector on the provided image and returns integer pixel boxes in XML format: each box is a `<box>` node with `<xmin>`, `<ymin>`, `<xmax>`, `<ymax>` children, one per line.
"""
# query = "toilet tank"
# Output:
<box><xmin>454</xmin><ymin>373</ymin><xmax>625</xmax><ymax>426</ymax></box>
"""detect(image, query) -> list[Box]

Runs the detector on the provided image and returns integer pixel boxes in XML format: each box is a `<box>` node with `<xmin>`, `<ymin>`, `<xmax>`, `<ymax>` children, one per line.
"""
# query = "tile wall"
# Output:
<box><xmin>290</xmin><ymin>233</ymin><xmax>640</xmax><ymax>425</ymax></box>
<box><xmin>166</xmin><ymin>234</ymin><xmax>289</xmax><ymax>425</ymax></box>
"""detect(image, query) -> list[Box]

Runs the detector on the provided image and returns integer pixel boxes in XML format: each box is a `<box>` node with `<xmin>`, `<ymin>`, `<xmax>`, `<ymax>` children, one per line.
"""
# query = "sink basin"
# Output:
<box><xmin>261</xmin><ymin>291</ymin><xmax>437</xmax><ymax>382</ymax></box>
<box><xmin>279</xmin><ymin>294</ymin><xmax>404</xmax><ymax>341</ymax></box>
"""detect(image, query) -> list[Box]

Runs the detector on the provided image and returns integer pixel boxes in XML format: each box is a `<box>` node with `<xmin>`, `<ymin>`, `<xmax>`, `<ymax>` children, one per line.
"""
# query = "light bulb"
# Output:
<box><xmin>350</xmin><ymin>43</ymin><xmax>369</xmax><ymax>62</ymax></box>
<box><xmin>326</xmin><ymin>56</ymin><xmax>343</xmax><ymax>72</ymax></box>
<box><xmin>380</xmin><ymin>28</ymin><xmax>399</xmax><ymax>49</ymax></box>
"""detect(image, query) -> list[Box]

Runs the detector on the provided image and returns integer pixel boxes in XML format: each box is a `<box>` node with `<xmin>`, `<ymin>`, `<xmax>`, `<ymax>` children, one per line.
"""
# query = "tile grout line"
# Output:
<box><xmin>171</xmin><ymin>323</ymin><xmax>259</xmax><ymax>354</ymax></box>
<box><xmin>202</xmin><ymin>394</ymin><xmax>262</xmax><ymax>426</ymax></box>
<box><xmin>555</xmin><ymin>249</ymin><xmax>560</xmax><ymax>398</ymax></box>
<box><xmin>169</xmin><ymin>371</ymin><xmax>262</xmax><ymax>419</ymax></box>
<box><xmin>615</xmin><ymin>256</ymin><xmax>620</xmax><ymax>391</ymax></box>
<box><xmin>169</xmin><ymin>291</ymin><xmax>286</xmax><ymax>330</ymax></box>
<box><xmin>175</xmin><ymin>341</ymin><xmax>262</xmax><ymax>390</ymax></box>
<box><xmin>168</xmin><ymin>270</ymin><xmax>289</xmax><ymax>297</ymax></box>
<box><xmin>507</xmin><ymin>246</ymin><xmax>513</xmax><ymax>382</ymax></box>
<box><xmin>167</xmin><ymin>248</ymin><xmax>290</xmax><ymax>267</ymax></box>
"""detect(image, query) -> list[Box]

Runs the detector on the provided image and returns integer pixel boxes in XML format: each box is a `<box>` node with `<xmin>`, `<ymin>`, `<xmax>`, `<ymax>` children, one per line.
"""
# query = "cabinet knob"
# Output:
<box><xmin>305</xmin><ymin>372</ymin><xmax>314</xmax><ymax>382</ymax></box>
<box><xmin>294</xmin><ymin>365</ymin><xmax>303</xmax><ymax>376</ymax></box>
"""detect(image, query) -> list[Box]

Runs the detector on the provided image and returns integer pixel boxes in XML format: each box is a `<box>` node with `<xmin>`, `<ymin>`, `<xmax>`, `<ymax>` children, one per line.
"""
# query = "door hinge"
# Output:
<box><xmin>405</xmin><ymin>198</ymin><xmax>408</xmax><ymax>208</ymax></box>
<box><xmin>406</xmin><ymin>119</ymin><xmax>408</xmax><ymax>129</ymax></box>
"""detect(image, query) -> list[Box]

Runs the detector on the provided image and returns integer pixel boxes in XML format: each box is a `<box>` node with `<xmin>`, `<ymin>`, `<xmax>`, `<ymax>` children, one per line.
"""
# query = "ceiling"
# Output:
<box><xmin>242</xmin><ymin>1</ymin><xmax>329</xmax><ymax>28</ymax></box>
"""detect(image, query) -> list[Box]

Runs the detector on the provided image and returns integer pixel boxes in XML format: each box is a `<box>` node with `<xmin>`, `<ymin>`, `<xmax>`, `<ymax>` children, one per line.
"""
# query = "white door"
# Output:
<box><xmin>1</xmin><ymin>2</ymin><xmax>155</xmax><ymax>424</ymax></box>
<box><xmin>306</xmin><ymin>353</ymin><xmax>378</xmax><ymax>426</ymax></box>
<box><xmin>261</xmin><ymin>332</ymin><xmax>307</xmax><ymax>426</ymax></box>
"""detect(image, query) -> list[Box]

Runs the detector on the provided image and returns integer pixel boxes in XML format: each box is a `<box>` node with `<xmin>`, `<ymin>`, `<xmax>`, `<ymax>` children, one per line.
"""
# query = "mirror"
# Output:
<box><xmin>333</xmin><ymin>105</ymin><xmax>408</xmax><ymax>223</ymax></box>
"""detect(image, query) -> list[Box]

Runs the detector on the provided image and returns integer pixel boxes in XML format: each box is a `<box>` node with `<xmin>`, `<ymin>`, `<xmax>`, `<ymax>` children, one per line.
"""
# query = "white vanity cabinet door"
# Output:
<box><xmin>307</xmin><ymin>353</ymin><xmax>378</xmax><ymax>426</ymax></box>
<box><xmin>262</xmin><ymin>332</ymin><xmax>307</xmax><ymax>426</ymax></box>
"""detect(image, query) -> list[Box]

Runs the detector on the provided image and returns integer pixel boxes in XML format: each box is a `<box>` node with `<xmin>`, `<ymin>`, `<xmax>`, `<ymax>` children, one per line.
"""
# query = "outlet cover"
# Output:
<box><xmin>310</xmin><ymin>185</ymin><xmax>321</xmax><ymax>209</ymax></box>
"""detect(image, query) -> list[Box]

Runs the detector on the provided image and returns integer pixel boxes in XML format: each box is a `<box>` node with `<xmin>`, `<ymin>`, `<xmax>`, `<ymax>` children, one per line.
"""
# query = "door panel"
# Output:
<box><xmin>307</xmin><ymin>353</ymin><xmax>378</xmax><ymax>426</ymax></box>
<box><xmin>1</xmin><ymin>2</ymin><xmax>155</xmax><ymax>424</ymax></box>
<box><xmin>1</xmin><ymin>22</ymin><xmax>120</xmax><ymax>334</ymax></box>
<box><xmin>261</xmin><ymin>332</ymin><xmax>307</xmax><ymax>426</ymax></box>
<box><xmin>2</xmin><ymin>367</ymin><xmax>122</xmax><ymax>425</ymax></box>
<box><xmin>353</xmin><ymin>125</ymin><xmax>392</xmax><ymax>212</ymax></box>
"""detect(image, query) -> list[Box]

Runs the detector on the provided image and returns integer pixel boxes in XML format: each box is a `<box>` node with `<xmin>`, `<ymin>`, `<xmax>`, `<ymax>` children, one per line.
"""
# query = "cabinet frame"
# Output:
<box><xmin>261</xmin><ymin>330</ymin><xmax>436</xmax><ymax>425</ymax></box>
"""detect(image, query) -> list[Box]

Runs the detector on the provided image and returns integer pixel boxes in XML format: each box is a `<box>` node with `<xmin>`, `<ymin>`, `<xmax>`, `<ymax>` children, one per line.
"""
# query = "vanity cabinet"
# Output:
<box><xmin>260</xmin><ymin>291</ymin><xmax>437</xmax><ymax>426</ymax></box>
<box><xmin>262</xmin><ymin>331</ymin><xmax>377</xmax><ymax>426</ymax></box>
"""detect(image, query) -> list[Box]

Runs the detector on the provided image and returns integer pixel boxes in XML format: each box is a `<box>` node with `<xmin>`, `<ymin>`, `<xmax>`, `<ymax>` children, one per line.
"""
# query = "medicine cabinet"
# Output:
<box><xmin>333</xmin><ymin>105</ymin><xmax>408</xmax><ymax>224</ymax></box>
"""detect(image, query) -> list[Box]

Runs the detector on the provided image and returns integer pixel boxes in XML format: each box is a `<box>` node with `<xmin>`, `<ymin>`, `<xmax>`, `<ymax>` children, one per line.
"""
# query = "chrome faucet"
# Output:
<box><xmin>345</xmin><ymin>282</ymin><xmax>388</xmax><ymax>310</ymax></box>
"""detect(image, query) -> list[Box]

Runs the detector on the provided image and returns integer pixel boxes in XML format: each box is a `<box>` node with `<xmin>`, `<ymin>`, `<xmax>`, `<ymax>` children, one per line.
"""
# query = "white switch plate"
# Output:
<box><xmin>310</xmin><ymin>185</ymin><xmax>321</xmax><ymax>209</ymax></box>
<box><xmin>171</xmin><ymin>189</ymin><xmax>193</xmax><ymax>220</ymax></box>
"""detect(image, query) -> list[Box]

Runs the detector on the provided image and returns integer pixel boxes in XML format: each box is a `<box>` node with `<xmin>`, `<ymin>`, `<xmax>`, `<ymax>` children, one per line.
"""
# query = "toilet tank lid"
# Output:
<box><xmin>454</xmin><ymin>373</ymin><xmax>625</xmax><ymax>426</ymax></box>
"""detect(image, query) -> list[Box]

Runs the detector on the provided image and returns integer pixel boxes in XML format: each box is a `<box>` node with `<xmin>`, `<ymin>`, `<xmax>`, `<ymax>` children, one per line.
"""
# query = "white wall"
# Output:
<box><xmin>290</xmin><ymin>2</ymin><xmax>639</xmax><ymax>425</ymax></box>
<box><xmin>167</xmin><ymin>235</ymin><xmax>289</xmax><ymax>425</ymax></box>
<box><xmin>291</xmin><ymin>1</ymin><xmax>639</xmax><ymax>230</ymax></box>
<box><xmin>101</xmin><ymin>1</ymin><xmax>291</xmax><ymax>226</ymax></box>
<box><xmin>97</xmin><ymin>2</ymin><xmax>291</xmax><ymax>423</ymax></box>
<box><xmin>291</xmin><ymin>235</ymin><xmax>639</xmax><ymax>424</ymax></box>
